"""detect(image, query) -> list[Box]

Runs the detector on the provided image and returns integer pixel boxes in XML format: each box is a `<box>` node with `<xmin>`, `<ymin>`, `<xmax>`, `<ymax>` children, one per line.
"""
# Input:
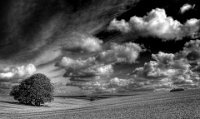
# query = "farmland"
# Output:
<box><xmin>1</xmin><ymin>89</ymin><xmax>200</xmax><ymax>119</ymax></box>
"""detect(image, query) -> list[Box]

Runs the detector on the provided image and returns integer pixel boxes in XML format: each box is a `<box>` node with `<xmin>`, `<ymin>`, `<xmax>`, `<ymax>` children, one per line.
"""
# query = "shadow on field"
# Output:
<box><xmin>0</xmin><ymin>100</ymin><xmax>19</xmax><ymax>105</ymax></box>
<box><xmin>0</xmin><ymin>100</ymin><xmax>49</xmax><ymax>107</ymax></box>
<box><xmin>55</xmin><ymin>94</ymin><xmax>140</xmax><ymax>101</ymax></box>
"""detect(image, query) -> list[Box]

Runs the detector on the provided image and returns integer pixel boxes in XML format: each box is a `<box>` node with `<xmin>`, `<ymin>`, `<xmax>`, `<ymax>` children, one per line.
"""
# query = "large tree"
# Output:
<box><xmin>10</xmin><ymin>73</ymin><xmax>54</xmax><ymax>106</ymax></box>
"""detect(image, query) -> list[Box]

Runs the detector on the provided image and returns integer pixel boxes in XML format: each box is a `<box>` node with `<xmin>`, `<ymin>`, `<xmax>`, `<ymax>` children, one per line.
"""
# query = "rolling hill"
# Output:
<box><xmin>0</xmin><ymin>89</ymin><xmax>200</xmax><ymax>119</ymax></box>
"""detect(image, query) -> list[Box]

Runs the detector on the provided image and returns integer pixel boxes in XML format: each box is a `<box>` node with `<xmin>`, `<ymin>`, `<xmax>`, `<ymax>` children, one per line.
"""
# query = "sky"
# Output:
<box><xmin>0</xmin><ymin>0</ymin><xmax>200</xmax><ymax>95</ymax></box>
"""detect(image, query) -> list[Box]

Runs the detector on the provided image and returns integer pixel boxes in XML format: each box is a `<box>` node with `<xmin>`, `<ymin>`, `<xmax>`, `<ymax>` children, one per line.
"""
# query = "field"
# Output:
<box><xmin>1</xmin><ymin>89</ymin><xmax>200</xmax><ymax>119</ymax></box>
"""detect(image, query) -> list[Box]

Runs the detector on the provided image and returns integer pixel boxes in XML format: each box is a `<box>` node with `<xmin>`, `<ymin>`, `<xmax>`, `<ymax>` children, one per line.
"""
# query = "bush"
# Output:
<box><xmin>10</xmin><ymin>73</ymin><xmax>54</xmax><ymax>106</ymax></box>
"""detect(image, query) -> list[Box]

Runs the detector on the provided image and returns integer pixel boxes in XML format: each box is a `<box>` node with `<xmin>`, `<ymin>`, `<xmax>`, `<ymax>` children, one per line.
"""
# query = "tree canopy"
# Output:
<box><xmin>10</xmin><ymin>73</ymin><xmax>54</xmax><ymax>106</ymax></box>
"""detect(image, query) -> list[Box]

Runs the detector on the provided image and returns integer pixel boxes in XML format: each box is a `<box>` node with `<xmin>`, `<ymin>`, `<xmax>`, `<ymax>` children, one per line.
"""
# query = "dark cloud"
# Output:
<box><xmin>0</xmin><ymin>0</ymin><xmax>140</xmax><ymax>64</ymax></box>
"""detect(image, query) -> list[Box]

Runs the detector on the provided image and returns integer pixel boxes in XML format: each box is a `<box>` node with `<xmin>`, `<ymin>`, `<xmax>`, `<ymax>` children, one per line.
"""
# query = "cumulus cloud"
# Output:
<box><xmin>85</xmin><ymin>64</ymin><xmax>114</xmax><ymax>76</ymax></box>
<box><xmin>0</xmin><ymin>64</ymin><xmax>36</xmax><ymax>80</ymax></box>
<box><xmin>56</xmin><ymin>57</ymin><xmax>96</xmax><ymax>70</ymax></box>
<box><xmin>65</xmin><ymin>64</ymin><xmax>114</xmax><ymax>79</ymax></box>
<box><xmin>56</xmin><ymin>55</ymin><xmax>114</xmax><ymax>80</ymax></box>
<box><xmin>178</xmin><ymin>39</ymin><xmax>200</xmax><ymax>62</ymax></box>
<box><xmin>108</xmin><ymin>8</ymin><xmax>200</xmax><ymax>40</ymax></box>
<box><xmin>62</xmin><ymin>33</ymin><xmax>103</xmax><ymax>52</ymax></box>
<box><xmin>108</xmin><ymin>19</ymin><xmax>131</xmax><ymax>33</ymax></box>
<box><xmin>132</xmin><ymin>51</ymin><xmax>200</xmax><ymax>90</ymax></box>
<box><xmin>69</xmin><ymin>77</ymin><xmax>131</xmax><ymax>93</ymax></box>
<box><xmin>176</xmin><ymin>39</ymin><xmax>200</xmax><ymax>74</ymax></box>
<box><xmin>64</xmin><ymin>64</ymin><xmax>115</xmax><ymax>92</ymax></box>
<box><xmin>130</xmin><ymin>8</ymin><xmax>182</xmax><ymax>40</ymax></box>
<box><xmin>56</xmin><ymin>41</ymin><xmax>143</xmax><ymax>93</ymax></box>
<box><xmin>180</xmin><ymin>4</ymin><xmax>195</xmax><ymax>14</ymax></box>
<box><xmin>62</xmin><ymin>50</ymin><xmax>199</xmax><ymax>93</ymax></box>
<box><xmin>99</xmin><ymin>78</ymin><xmax>129</xmax><ymax>93</ymax></box>
<box><xmin>176</xmin><ymin>40</ymin><xmax>200</xmax><ymax>72</ymax></box>
<box><xmin>0</xmin><ymin>64</ymin><xmax>36</xmax><ymax>91</ymax></box>
<box><xmin>82</xmin><ymin>76</ymin><xmax>156</xmax><ymax>93</ymax></box>
<box><xmin>97</xmin><ymin>42</ymin><xmax>142</xmax><ymax>64</ymax></box>
<box><xmin>152</xmin><ymin>52</ymin><xmax>175</xmax><ymax>65</ymax></box>
<box><xmin>109</xmin><ymin>77</ymin><xmax>130</xmax><ymax>87</ymax></box>
<box><xmin>183</xmin><ymin>19</ymin><xmax>200</xmax><ymax>39</ymax></box>
<box><xmin>56</xmin><ymin>39</ymin><xmax>200</xmax><ymax>93</ymax></box>
<box><xmin>55</xmin><ymin>56</ymin><xmax>97</xmax><ymax>78</ymax></box>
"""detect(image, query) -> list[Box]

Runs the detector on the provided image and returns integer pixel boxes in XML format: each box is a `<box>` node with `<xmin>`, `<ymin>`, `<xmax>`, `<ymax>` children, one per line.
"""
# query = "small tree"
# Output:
<box><xmin>10</xmin><ymin>73</ymin><xmax>54</xmax><ymax>106</ymax></box>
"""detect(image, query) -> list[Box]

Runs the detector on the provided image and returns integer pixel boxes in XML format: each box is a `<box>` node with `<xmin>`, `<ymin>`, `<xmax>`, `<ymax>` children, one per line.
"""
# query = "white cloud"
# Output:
<box><xmin>71</xmin><ymin>77</ymin><xmax>131</xmax><ymax>93</ymax></box>
<box><xmin>0</xmin><ymin>64</ymin><xmax>36</xmax><ymax>80</ymax></box>
<box><xmin>134</xmin><ymin>61</ymin><xmax>177</xmax><ymax>78</ymax></box>
<box><xmin>109</xmin><ymin>77</ymin><xmax>130</xmax><ymax>87</ymax></box>
<box><xmin>60</xmin><ymin>39</ymin><xmax>200</xmax><ymax>93</ymax></box>
<box><xmin>63</xmin><ymin>33</ymin><xmax>103</xmax><ymax>52</ymax></box>
<box><xmin>56</xmin><ymin>42</ymin><xmax>142</xmax><ymax>93</ymax></box>
<box><xmin>108</xmin><ymin>19</ymin><xmax>130</xmax><ymax>32</ymax></box>
<box><xmin>152</xmin><ymin>51</ymin><xmax>175</xmax><ymax>64</ymax></box>
<box><xmin>64</xmin><ymin>52</ymin><xmax>194</xmax><ymax>93</ymax></box>
<box><xmin>97</xmin><ymin>42</ymin><xmax>142</xmax><ymax>63</ymax></box>
<box><xmin>183</xmin><ymin>19</ymin><xmax>200</xmax><ymax>39</ymax></box>
<box><xmin>130</xmin><ymin>8</ymin><xmax>182</xmax><ymax>40</ymax></box>
<box><xmin>108</xmin><ymin>8</ymin><xmax>200</xmax><ymax>40</ymax></box>
<box><xmin>57</xmin><ymin>39</ymin><xmax>200</xmax><ymax>93</ymax></box>
<box><xmin>56</xmin><ymin>56</ymin><xmax>97</xmax><ymax>78</ymax></box>
<box><xmin>56</xmin><ymin>57</ymin><xmax>96</xmax><ymax>70</ymax></box>
<box><xmin>132</xmin><ymin>51</ymin><xmax>199</xmax><ymax>90</ymax></box>
<box><xmin>179</xmin><ymin>39</ymin><xmax>200</xmax><ymax>62</ymax></box>
<box><xmin>180</xmin><ymin>4</ymin><xmax>195</xmax><ymax>14</ymax></box>
<box><xmin>56</xmin><ymin>56</ymin><xmax>114</xmax><ymax>83</ymax></box>
<box><xmin>86</xmin><ymin>64</ymin><xmax>114</xmax><ymax>76</ymax></box>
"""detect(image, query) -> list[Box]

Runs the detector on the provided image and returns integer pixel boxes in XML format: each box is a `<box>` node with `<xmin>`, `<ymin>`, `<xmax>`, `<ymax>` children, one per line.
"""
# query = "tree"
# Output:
<box><xmin>10</xmin><ymin>73</ymin><xmax>54</xmax><ymax>106</ymax></box>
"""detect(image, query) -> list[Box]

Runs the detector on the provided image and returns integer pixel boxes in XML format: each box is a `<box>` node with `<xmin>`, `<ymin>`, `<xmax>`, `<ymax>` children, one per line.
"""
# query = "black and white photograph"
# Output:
<box><xmin>0</xmin><ymin>0</ymin><xmax>200</xmax><ymax>118</ymax></box>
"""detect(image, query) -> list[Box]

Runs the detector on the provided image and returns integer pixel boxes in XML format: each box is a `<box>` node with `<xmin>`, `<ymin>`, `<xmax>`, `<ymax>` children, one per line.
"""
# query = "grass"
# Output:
<box><xmin>0</xmin><ymin>89</ymin><xmax>200</xmax><ymax>119</ymax></box>
<box><xmin>0</xmin><ymin>95</ymin><xmax>90</xmax><ymax>114</ymax></box>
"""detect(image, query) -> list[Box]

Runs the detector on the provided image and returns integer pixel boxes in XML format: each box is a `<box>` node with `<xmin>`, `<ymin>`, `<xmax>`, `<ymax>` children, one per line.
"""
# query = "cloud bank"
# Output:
<box><xmin>56</xmin><ymin>39</ymin><xmax>200</xmax><ymax>93</ymax></box>
<box><xmin>132</xmin><ymin>48</ymin><xmax>200</xmax><ymax>90</ymax></box>
<box><xmin>108</xmin><ymin>8</ymin><xmax>200</xmax><ymax>40</ymax></box>
<box><xmin>56</xmin><ymin>42</ymin><xmax>143</xmax><ymax>93</ymax></box>
<box><xmin>0</xmin><ymin>0</ymin><xmax>140</xmax><ymax>63</ymax></box>
<box><xmin>66</xmin><ymin>39</ymin><xmax>200</xmax><ymax>93</ymax></box>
